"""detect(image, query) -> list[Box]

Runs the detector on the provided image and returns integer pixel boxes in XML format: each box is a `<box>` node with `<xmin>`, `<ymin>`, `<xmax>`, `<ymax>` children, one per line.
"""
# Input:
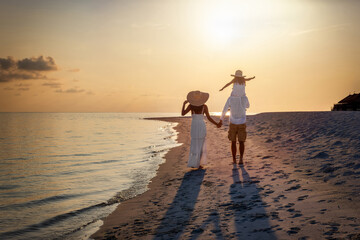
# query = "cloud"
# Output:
<box><xmin>0</xmin><ymin>55</ymin><xmax>58</xmax><ymax>82</ymax></box>
<box><xmin>131</xmin><ymin>22</ymin><xmax>170</xmax><ymax>30</ymax></box>
<box><xmin>0</xmin><ymin>71</ymin><xmax>48</xmax><ymax>82</ymax></box>
<box><xmin>0</xmin><ymin>57</ymin><xmax>15</xmax><ymax>70</ymax></box>
<box><xmin>17</xmin><ymin>87</ymin><xmax>30</xmax><ymax>91</ymax></box>
<box><xmin>16</xmin><ymin>83</ymin><xmax>31</xmax><ymax>91</ymax></box>
<box><xmin>42</xmin><ymin>82</ymin><xmax>63</xmax><ymax>88</ymax></box>
<box><xmin>17</xmin><ymin>56</ymin><xmax>57</xmax><ymax>71</ymax></box>
<box><xmin>15</xmin><ymin>83</ymin><xmax>31</xmax><ymax>87</ymax></box>
<box><xmin>292</xmin><ymin>23</ymin><xmax>349</xmax><ymax>36</ymax></box>
<box><xmin>55</xmin><ymin>87</ymin><xmax>85</xmax><ymax>94</ymax></box>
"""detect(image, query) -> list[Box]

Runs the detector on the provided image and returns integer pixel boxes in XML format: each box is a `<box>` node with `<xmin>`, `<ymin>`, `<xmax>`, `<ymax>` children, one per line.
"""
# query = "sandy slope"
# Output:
<box><xmin>91</xmin><ymin>112</ymin><xmax>360</xmax><ymax>240</ymax></box>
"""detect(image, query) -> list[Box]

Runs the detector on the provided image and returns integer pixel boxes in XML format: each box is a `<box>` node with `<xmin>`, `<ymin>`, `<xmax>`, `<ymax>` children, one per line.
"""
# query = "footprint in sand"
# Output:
<box><xmin>297</xmin><ymin>195</ymin><xmax>309</xmax><ymax>201</ymax></box>
<box><xmin>264</xmin><ymin>190</ymin><xmax>275</xmax><ymax>195</ymax></box>
<box><xmin>320</xmin><ymin>209</ymin><xmax>327</xmax><ymax>214</ymax></box>
<box><xmin>290</xmin><ymin>211</ymin><xmax>303</xmax><ymax>218</ymax></box>
<box><xmin>343</xmin><ymin>170</ymin><xmax>355</xmax><ymax>176</ymax></box>
<box><xmin>335</xmin><ymin>180</ymin><xmax>346</xmax><ymax>185</ymax></box>
<box><xmin>309</xmin><ymin>220</ymin><xmax>318</xmax><ymax>224</ymax></box>
<box><xmin>203</xmin><ymin>180</ymin><xmax>215</xmax><ymax>187</ymax></box>
<box><xmin>285</xmin><ymin>184</ymin><xmax>301</xmax><ymax>191</ymax></box>
<box><xmin>284</xmin><ymin>203</ymin><xmax>295</xmax><ymax>208</ymax></box>
<box><xmin>323</xmin><ymin>224</ymin><xmax>340</xmax><ymax>236</ymax></box>
<box><xmin>310</xmin><ymin>151</ymin><xmax>329</xmax><ymax>159</ymax></box>
<box><xmin>273</xmin><ymin>194</ymin><xmax>287</xmax><ymax>203</ymax></box>
<box><xmin>286</xmin><ymin>179</ymin><xmax>299</xmax><ymax>184</ymax></box>
<box><xmin>287</xmin><ymin>227</ymin><xmax>300</xmax><ymax>235</ymax></box>
<box><xmin>298</xmin><ymin>236</ymin><xmax>310</xmax><ymax>240</ymax></box>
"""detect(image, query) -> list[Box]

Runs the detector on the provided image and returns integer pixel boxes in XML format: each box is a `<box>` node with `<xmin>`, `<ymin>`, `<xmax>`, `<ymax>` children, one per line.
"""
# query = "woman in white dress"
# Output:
<box><xmin>181</xmin><ymin>91</ymin><xmax>221</xmax><ymax>169</ymax></box>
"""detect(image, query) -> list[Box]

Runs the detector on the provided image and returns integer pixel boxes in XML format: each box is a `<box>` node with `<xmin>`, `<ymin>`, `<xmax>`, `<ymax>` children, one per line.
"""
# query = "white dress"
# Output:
<box><xmin>187</xmin><ymin>106</ymin><xmax>207</xmax><ymax>168</ymax></box>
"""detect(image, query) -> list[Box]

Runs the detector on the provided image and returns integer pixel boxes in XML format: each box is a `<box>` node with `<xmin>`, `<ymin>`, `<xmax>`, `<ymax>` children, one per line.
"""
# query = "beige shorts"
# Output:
<box><xmin>228</xmin><ymin>123</ymin><xmax>247</xmax><ymax>142</ymax></box>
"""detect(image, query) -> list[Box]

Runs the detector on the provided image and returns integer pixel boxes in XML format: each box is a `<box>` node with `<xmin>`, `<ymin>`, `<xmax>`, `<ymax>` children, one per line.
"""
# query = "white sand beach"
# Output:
<box><xmin>91</xmin><ymin>112</ymin><xmax>360</xmax><ymax>239</ymax></box>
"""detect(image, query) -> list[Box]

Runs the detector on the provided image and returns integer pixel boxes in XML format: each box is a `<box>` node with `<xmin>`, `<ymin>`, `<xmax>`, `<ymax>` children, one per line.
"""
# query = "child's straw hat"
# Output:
<box><xmin>231</xmin><ymin>70</ymin><xmax>246</xmax><ymax>78</ymax></box>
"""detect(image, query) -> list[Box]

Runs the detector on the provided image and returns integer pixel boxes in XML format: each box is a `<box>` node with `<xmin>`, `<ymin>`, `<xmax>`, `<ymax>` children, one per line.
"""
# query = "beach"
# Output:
<box><xmin>91</xmin><ymin>112</ymin><xmax>360</xmax><ymax>239</ymax></box>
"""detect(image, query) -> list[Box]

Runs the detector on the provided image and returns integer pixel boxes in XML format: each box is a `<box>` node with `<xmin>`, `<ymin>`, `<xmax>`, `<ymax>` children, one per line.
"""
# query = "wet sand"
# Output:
<box><xmin>91</xmin><ymin>113</ymin><xmax>360</xmax><ymax>239</ymax></box>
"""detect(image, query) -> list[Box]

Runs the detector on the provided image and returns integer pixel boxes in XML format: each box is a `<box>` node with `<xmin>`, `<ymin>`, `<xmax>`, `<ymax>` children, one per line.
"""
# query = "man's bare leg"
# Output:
<box><xmin>231</xmin><ymin>141</ymin><xmax>237</xmax><ymax>164</ymax></box>
<box><xmin>239</xmin><ymin>141</ymin><xmax>245</xmax><ymax>165</ymax></box>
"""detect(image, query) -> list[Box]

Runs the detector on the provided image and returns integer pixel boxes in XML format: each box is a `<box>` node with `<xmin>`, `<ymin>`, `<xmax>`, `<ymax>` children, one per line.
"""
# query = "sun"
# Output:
<box><xmin>198</xmin><ymin>3</ymin><xmax>241</xmax><ymax>46</ymax></box>
<box><xmin>206</xmin><ymin>16</ymin><xmax>236</xmax><ymax>44</ymax></box>
<box><xmin>193</xmin><ymin>0</ymin><xmax>281</xmax><ymax>47</ymax></box>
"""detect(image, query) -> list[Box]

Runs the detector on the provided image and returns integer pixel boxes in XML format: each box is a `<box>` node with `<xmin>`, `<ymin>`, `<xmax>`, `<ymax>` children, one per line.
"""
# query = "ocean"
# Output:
<box><xmin>0</xmin><ymin>113</ymin><xmax>181</xmax><ymax>240</ymax></box>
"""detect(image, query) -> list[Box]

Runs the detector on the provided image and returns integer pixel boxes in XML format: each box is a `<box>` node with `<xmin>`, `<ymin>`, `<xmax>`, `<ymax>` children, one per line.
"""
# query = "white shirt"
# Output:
<box><xmin>220</xmin><ymin>96</ymin><xmax>250</xmax><ymax>124</ymax></box>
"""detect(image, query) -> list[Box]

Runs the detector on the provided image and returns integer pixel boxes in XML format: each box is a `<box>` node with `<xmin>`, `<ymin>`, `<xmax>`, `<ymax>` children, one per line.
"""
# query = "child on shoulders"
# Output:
<box><xmin>219</xmin><ymin>70</ymin><xmax>255</xmax><ymax>98</ymax></box>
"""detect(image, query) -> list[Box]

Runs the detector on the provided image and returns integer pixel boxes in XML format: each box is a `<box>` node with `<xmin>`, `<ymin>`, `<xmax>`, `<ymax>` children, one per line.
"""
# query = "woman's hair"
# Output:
<box><xmin>190</xmin><ymin>104</ymin><xmax>205</xmax><ymax>114</ymax></box>
<box><xmin>234</xmin><ymin>77</ymin><xmax>246</xmax><ymax>85</ymax></box>
<box><xmin>190</xmin><ymin>104</ymin><xmax>204</xmax><ymax>109</ymax></box>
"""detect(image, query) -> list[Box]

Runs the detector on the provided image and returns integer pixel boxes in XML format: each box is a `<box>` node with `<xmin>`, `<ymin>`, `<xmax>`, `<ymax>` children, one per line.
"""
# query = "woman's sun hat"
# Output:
<box><xmin>231</xmin><ymin>70</ymin><xmax>246</xmax><ymax>78</ymax></box>
<box><xmin>187</xmin><ymin>90</ymin><xmax>209</xmax><ymax>106</ymax></box>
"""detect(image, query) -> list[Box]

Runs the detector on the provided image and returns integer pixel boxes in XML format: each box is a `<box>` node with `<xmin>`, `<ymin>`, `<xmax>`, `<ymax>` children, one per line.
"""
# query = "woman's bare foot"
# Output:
<box><xmin>239</xmin><ymin>158</ymin><xmax>244</xmax><ymax>165</ymax></box>
<box><xmin>232</xmin><ymin>158</ymin><xmax>236</xmax><ymax>164</ymax></box>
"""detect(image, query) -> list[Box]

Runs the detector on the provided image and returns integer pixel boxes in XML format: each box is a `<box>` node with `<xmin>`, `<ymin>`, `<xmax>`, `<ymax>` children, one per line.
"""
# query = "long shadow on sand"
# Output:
<box><xmin>230</xmin><ymin>165</ymin><xmax>277</xmax><ymax>239</ymax></box>
<box><xmin>186</xmin><ymin>165</ymin><xmax>277</xmax><ymax>239</ymax></box>
<box><xmin>153</xmin><ymin>169</ymin><xmax>206</xmax><ymax>240</ymax></box>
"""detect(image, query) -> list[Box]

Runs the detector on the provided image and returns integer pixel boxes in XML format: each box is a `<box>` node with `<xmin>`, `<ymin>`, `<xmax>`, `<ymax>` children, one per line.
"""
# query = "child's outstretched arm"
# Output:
<box><xmin>245</xmin><ymin>76</ymin><xmax>255</xmax><ymax>81</ymax></box>
<box><xmin>219</xmin><ymin>79</ymin><xmax>235</xmax><ymax>91</ymax></box>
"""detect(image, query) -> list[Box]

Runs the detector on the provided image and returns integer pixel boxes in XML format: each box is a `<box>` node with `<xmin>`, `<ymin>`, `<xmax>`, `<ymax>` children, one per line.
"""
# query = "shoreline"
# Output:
<box><xmin>90</xmin><ymin>117</ymin><xmax>190</xmax><ymax>239</ymax></box>
<box><xmin>91</xmin><ymin>113</ymin><xmax>360</xmax><ymax>239</ymax></box>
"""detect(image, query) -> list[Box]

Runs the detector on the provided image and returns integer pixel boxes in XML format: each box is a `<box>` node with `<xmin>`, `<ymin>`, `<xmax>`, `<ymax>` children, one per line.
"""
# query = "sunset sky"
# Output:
<box><xmin>0</xmin><ymin>0</ymin><xmax>359</xmax><ymax>113</ymax></box>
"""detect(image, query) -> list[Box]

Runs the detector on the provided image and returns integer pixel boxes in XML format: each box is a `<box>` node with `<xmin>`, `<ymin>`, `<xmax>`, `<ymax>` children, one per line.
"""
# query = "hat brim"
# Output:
<box><xmin>187</xmin><ymin>91</ymin><xmax>209</xmax><ymax>106</ymax></box>
<box><xmin>231</xmin><ymin>74</ymin><xmax>246</xmax><ymax>78</ymax></box>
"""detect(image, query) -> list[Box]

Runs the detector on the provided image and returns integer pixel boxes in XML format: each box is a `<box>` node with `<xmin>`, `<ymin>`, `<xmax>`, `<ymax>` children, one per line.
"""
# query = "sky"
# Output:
<box><xmin>0</xmin><ymin>0</ymin><xmax>359</xmax><ymax>113</ymax></box>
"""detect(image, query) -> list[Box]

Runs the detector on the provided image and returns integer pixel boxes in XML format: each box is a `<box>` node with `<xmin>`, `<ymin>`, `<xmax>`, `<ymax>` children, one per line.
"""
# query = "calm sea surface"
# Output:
<box><xmin>0</xmin><ymin>113</ymin><xmax>181</xmax><ymax>239</ymax></box>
